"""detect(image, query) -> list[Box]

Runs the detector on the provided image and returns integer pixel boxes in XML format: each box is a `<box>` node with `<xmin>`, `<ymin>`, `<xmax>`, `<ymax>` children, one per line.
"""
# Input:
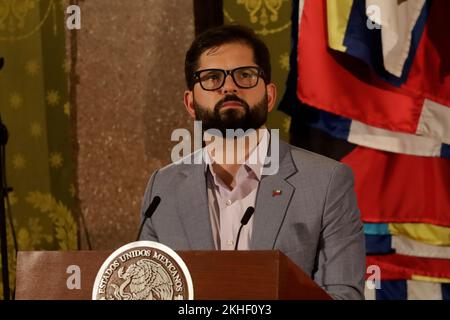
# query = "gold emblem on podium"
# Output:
<box><xmin>92</xmin><ymin>241</ymin><xmax>194</xmax><ymax>300</ymax></box>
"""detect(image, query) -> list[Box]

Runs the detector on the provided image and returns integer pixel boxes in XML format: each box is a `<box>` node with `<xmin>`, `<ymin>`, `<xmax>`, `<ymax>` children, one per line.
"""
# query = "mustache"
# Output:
<box><xmin>214</xmin><ymin>94</ymin><xmax>249</xmax><ymax>111</ymax></box>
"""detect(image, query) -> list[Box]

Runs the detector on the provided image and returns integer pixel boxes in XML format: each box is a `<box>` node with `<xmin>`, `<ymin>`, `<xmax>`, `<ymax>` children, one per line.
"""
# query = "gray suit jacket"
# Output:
<box><xmin>139</xmin><ymin>139</ymin><xmax>366</xmax><ymax>299</ymax></box>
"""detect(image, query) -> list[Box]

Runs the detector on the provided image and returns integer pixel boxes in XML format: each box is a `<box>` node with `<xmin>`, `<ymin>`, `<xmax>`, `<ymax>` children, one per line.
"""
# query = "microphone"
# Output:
<box><xmin>234</xmin><ymin>206</ymin><xmax>255</xmax><ymax>250</ymax></box>
<box><xmin>136</xmin><ymin>196</ymin><xmax>161</xmax><ymax>241</ymax></box>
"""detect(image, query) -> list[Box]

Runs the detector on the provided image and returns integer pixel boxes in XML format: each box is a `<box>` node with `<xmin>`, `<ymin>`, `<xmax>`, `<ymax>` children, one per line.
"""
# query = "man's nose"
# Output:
<box><xmin>220</xmin><ymin>73</ymin><xmax>238</xmax><ymax>94</ymax></box>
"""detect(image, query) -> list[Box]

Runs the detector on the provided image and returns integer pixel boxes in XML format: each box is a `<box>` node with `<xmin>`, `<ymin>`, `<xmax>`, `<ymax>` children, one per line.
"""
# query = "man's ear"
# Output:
<box><xmin>184</xmin><ymin>90</ymin><xmax>196</xmax><ymax>119</ymax></box>
<box><xmin>266</xmin><ymin>83</ymin><xmax>277</xmax><ymax>113</ymax></box>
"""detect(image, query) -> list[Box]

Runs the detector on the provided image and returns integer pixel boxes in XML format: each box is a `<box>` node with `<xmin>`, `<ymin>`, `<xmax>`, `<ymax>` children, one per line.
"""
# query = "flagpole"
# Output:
<box><xmin>0</xmin><ymin>56</ymin><xmax>11</xmax><ymax>300</ymax></box>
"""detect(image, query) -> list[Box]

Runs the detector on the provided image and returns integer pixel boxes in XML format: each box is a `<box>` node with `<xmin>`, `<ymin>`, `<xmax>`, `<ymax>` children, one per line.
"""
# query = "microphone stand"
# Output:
<box><xmin>0</xmin><ymin>56</ymin><xmax>11</xmax><ymax>300</ymax></box>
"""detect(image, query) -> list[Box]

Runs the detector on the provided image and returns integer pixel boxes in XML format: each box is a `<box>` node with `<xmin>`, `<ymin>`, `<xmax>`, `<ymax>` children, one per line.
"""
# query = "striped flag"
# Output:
<box><xmin>280</xmin><ymin>0</ymin><xmax>450</xmax><ymax>300</ymax></box>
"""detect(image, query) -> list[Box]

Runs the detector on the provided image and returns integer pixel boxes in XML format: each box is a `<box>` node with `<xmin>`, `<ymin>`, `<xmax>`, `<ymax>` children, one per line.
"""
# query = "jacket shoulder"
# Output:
<box><xmin>150</xmin><ymin>148</ymin><xmax>203</xmax><ymax>182</ymax></box>
<box><xmin>287</xmin><ymin>143</ymin><xmax>345</xmax><ymax>170</ymax></box>
<box><xmin>283</xmin><ymin>143</ymin><xmax>354</xmax><ymax>185</ymax></box>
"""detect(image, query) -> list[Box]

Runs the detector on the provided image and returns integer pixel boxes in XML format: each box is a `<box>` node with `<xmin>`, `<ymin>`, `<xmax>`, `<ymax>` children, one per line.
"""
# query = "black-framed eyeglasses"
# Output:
<box><xmin>193</xmin><ymin>66</ymin><xmax>265</xmax><ymax>91</ymax></box>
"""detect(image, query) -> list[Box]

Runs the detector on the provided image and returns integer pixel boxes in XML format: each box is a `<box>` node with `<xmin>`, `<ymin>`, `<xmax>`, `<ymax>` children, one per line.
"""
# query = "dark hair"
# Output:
<box><xmin>185</xmin><ymin>24</ymin><xmax>271</xmax><ymax>90</ymax></box>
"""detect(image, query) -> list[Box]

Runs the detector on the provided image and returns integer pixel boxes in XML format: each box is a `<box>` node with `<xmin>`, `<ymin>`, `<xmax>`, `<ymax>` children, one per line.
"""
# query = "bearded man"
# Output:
<box><xmin>139</xmin><ymin>25</ymin><xmax>365</xmax><ymax>300</ymax></box>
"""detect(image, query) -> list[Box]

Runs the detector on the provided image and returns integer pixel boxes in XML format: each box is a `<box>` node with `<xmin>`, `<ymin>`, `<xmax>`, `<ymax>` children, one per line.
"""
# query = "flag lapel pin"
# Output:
<box><xmin>272</xmin><ymin>189</ymin><xmax>282</xmax><ymax>197</ymax></box>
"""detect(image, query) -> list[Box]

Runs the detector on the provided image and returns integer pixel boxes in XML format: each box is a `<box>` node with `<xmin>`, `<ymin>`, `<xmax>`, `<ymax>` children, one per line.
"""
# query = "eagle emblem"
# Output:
<box><xmin>92</xmin><ymin>241</ymin><xmax>193</xmax><ymax>300</ymax></box>
<box><xmin>110</xmin><ymin>259</ymin><xmax>176</xmax><ymax>300</ymax></box>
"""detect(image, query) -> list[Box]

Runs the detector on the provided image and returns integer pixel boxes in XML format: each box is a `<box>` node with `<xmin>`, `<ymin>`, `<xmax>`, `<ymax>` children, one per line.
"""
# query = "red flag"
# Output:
<box><xmin>298</xmin><ymin>0</ymin><xmax>424</xmax><ymax>134</ymax></box>
<box><xmin>401</xmin><ymin>0</ymin><xmax>450</xmax><ymax>108</ymax></box>
<box><xmin>367</xmin><ymin>254</ymin><xmax>450</xmax><ymax>280</ymax></box>
<box><xmin>341</xmin><ymin>146</ymin><xmax>450</xmax><ymax>227</ymax></box>
<box><xmin>297</xmin><ymin>0</ymin><xmax>423</xmax><ymax>133</ymax></box>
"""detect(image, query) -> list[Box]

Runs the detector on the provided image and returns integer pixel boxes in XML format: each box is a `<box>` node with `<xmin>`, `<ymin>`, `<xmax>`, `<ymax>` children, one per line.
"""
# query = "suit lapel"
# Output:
<box><xmin>176</xmin><ymin>151</ymin><xmax>215</xmax><ymax>250</ymax></box>
<box><xmin>174</xmin><ymin>140</ymin><xmax>297</xmax><ymax>251</ymax></box>
<box><xmin>250</xmin><ymin>140</ymin><xmax>297</xmax><ymax>249</ymax></box>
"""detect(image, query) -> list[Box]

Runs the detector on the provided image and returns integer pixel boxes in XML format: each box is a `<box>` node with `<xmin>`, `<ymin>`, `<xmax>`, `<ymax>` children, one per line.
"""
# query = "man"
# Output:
<box><xmin>139</xmin><ymin>25</ymin><xmax>365</xmax><ymax>299</ymax></box>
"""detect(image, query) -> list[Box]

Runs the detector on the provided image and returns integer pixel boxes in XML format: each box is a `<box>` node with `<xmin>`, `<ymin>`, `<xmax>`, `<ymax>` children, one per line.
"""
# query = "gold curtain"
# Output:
<box><xmin>223</xmin><ymin>0</ymin><xmax>292</xmax><ymax>141</ymax></box>
<box><xmin>0</xmin><ymin>0</ymin><xmax>78</xmax><ymax>299</ymax></box>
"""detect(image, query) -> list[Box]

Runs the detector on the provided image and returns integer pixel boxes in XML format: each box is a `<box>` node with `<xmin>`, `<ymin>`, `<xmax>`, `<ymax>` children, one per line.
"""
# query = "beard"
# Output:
<box><xmin>194</xmin><ymin>92</ymin><xmax>269</xmax><ymax>137</ymax></box>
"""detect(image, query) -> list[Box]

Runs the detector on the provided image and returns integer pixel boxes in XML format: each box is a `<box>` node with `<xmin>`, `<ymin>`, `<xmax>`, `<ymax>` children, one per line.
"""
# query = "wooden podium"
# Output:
<box><xmin>15</xmin><ymin>250</ymin><xmax>331</xmax><ymax>300</ymax></box>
